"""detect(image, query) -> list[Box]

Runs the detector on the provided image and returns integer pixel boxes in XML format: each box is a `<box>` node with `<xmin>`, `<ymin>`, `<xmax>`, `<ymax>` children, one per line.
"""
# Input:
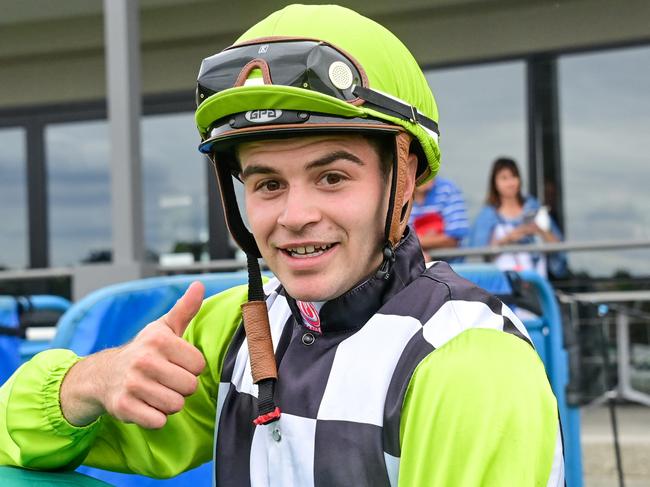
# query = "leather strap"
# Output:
<box><xmin>241</xmin><ymin>301</ymin><xmax>278</xmax><ymax>382</ymax></box>
<box><xmin>387</xmin><ymin>132</ymin><xmax>414</xmax><ymax>247</ymax></box>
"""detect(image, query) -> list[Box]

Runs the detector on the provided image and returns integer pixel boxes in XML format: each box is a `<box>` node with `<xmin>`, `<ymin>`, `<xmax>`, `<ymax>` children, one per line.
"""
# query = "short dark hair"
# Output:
<box><xmin>363</xmin><ymin>134</ymin><xmax>395</xmax><ymax>181</ymax></box>
<box><xmin>486</xmin><ymin>157</ymin><xmax>525</xmax><ymax>207</ymax></box>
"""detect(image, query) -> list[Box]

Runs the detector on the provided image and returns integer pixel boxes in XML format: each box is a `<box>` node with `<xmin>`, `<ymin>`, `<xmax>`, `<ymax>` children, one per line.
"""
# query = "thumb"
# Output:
<box><xmin>162</xmin><ymin>281</ymin><xmax>205</xmax><ymax>337</ymax></box>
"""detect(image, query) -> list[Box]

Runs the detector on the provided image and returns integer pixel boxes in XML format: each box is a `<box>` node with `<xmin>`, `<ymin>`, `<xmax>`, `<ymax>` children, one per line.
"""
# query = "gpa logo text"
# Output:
<box><xmin>245</xmin><ymin>109</ymin><xmax>283</xmax><ymax>123</ymax></box>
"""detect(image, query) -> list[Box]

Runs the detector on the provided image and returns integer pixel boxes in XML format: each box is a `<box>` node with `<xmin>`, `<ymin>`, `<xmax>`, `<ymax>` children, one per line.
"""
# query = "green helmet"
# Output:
<box><xmin>194</xmin><ymin>4</ymin><xmax>442</xmax><ymax>426</ymax></box>
<box><xmin>196</xmin><ymin>3</ymin><xmax>441</xmax><ymax>257</ymax></box>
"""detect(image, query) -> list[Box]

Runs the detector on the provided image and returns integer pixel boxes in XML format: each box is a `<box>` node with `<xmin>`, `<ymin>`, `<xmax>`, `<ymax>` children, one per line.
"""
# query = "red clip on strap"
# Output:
<box><xmin>253</xmin><ymin>407</ymin><xmax>282</xmax><ymax>425</ymax></box>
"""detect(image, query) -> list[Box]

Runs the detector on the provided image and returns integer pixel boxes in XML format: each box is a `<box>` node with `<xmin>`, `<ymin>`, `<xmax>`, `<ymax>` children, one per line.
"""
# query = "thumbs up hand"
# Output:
<box><xmin>60</xmin><ymin>282</ymin><xmax>207</xmax><ymax>429</ymax></box>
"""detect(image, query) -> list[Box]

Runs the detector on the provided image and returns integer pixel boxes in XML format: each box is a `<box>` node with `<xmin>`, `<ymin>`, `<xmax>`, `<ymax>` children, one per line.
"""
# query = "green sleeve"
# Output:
<box><xmin>399</xmin><ymin>328</ymin><xmax>559</xmax><ymax>487</ymax></box>
<box><xmin>0</xmin><ymin>284</ymin><xmax>247</xmax><ymax>478</ymax></box>
<box><xmin>0</xmin><ymin>349</ymin><xmax>98</xmax><ymax>469</ymax></box>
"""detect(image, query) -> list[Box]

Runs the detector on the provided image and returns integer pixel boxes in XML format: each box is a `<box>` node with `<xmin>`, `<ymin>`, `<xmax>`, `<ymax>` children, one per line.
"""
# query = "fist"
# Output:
<box><xmin>61</xmin><ymin>281</ymin><xmax>207</xmax><ymax>429</ymax></box>
<box><xmin>104</xmin><ymin>281</ymin><xmax>207</xmax><ymax>428</ymax></box>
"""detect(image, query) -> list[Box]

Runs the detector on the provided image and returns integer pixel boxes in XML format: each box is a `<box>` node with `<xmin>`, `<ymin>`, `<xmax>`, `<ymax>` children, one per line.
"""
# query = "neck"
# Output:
<box><xmin>499</xmin><ymin>195</ymin><xmax>520</xmax><ymax>208</ymax></box>
<box><xmin>284</xmin><ymin>228</ymin><xmax>425</xmax><ymax>334</ymax></box>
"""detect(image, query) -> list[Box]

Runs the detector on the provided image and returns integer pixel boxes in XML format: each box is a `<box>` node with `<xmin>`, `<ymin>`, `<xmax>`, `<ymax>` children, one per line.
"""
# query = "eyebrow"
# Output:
<box><xmin>240</xmin><ymin>150</ymin><xmax>364</xmax><ymax>180</ymax></box>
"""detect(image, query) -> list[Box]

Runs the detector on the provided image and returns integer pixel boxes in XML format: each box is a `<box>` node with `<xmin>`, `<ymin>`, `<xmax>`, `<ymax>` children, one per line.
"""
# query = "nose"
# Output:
<box><xmin>277</xmin><ymin>185</ymin><xmax>321</xmax><ymax>232</ymax></box>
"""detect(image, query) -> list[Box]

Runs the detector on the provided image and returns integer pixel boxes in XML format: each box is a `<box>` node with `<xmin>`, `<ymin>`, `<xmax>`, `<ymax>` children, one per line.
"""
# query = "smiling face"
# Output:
<box><xmin>494</xmin><ymin>167</ymin><xmax>521</xmax><ymax>200</ymax></box>
<box><xmin>238</xmin><ymin>134</ymin><xmax>405</xmax><ymax>302</ymax></box>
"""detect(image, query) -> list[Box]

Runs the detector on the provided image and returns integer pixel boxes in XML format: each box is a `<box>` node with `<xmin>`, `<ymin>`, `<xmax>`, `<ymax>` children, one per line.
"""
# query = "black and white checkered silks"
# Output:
<box><xmin>211</xmin><ymin>232</ymin><xmax>562</xmax><ymax>486</ymax></box>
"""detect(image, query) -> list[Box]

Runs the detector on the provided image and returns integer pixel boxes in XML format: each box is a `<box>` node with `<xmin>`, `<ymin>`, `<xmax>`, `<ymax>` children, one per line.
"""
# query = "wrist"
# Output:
<box><xmin>60</xmin><ymin>350</ymin><xmax>113</xmax><ymax>426</ymax></box>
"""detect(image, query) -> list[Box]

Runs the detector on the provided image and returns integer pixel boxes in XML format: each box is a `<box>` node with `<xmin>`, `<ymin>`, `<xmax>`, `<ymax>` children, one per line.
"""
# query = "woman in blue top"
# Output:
<box><xmin>468</xmin><ymin>157</ymin><xmax>567</xmax><ymax>278</ymax></box>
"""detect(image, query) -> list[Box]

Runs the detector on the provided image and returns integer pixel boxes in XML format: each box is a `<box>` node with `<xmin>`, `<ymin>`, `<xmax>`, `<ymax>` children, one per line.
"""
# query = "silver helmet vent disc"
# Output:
<box><xmin>328</xmin><ymin>61</ymin><xmax>354</xmax><ymax>90</ymax></box>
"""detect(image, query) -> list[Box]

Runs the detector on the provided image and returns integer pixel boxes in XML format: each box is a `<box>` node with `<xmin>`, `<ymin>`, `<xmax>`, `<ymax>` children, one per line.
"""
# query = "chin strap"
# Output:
<box><xmin>242</xmin><ymin>253</ymin><xmax>281</xmax><ymax>425</ymax></box>
<box><xmin>375</xmin><ymin>245</ymin><xmax>396</xmax><ymax>280</ymax></box>
<box><xmin>376</xmin><ymin>131</ymin><xmax>414</xmax><ymax>279</ymax></box>
<box><xmin>210</xmin><ymin>154</ymin><xmax>280</xmax><ymax>424</ymax></box>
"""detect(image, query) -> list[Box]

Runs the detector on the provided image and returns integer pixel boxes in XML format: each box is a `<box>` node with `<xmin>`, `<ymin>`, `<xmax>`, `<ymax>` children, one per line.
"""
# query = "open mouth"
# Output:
<box><xmin>282</xmin><ymin>243</ymin><xmax>336</xmax><ymax>259</ymax></box>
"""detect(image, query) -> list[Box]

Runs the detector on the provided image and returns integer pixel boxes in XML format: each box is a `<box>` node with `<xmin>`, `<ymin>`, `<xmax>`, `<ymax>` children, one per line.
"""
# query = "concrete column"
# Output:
<box><xmin>72</xmin><ymin>0</ymin><xmax>153</xmax><ymax>300</ymax></box>
<box><xmin>103</xmin><ymin>0</ymin><xmax>144</xmax><ymax>264</ymax></box>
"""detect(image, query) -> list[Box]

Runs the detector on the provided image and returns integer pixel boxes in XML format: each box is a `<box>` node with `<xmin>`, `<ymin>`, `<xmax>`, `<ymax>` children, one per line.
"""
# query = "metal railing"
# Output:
<box><xmin>559</xmin><ymin>290</ymin><xmax>650</xmax><ymax>407</ymax></box>
<box><xmin>1</xmin><ymin>237</ymin><xmax>649</xmax><ymax>280</ymax></box>
<box><xmin>0</xmin><ymin>266</ymin><xmax>74</xmax><ymax>281</ymax></box>
<box><xmin>427</xmin><ymin>237</ymin><xmax>650</xmax><ymax>259</ymax></box>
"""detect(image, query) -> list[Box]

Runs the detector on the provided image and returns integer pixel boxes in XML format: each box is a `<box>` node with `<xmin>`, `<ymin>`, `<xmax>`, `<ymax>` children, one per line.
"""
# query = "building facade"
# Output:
<box><xmin>1</xmin><ymin>0</ymin><xmax>649</xmax><ymax>297</ymax></box>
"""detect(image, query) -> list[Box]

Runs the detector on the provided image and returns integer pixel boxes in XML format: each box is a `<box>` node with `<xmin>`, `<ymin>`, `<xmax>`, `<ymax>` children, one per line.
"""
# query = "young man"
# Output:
<box><xmin>0</xmin><ymin>5</ymin><xmax>563</xmax><ymax>486</ymax></box>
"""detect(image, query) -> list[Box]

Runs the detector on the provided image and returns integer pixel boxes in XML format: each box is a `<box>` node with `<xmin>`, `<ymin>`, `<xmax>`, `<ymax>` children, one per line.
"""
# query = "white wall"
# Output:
<box><xmin>0</xmin><ymin>0</ymin><xmax>648</xmax><ymax>108</ymax></box>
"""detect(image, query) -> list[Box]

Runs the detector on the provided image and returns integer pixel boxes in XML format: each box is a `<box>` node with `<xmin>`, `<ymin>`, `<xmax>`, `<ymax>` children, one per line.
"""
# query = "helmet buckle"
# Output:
<box><xmin>375</xmin><ymin>244</ymin><xmax>396</xmax><ymax>280</ymax></box>
<box><xmin>409</xmin><ymin>105</ymin><xmax>417</xmax><ymax>124</ymax></box>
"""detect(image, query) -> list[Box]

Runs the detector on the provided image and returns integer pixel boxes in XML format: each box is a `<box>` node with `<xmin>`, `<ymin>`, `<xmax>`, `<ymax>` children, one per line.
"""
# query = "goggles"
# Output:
<box><xmin>196</xmin><ymin>38</ymin><xmax>439</xmax><ymax>138</ymax></box>
<box><xmin>197</xmin><ymin>39</ymin><xmax>367</xmax><ymax>106</ymax></box>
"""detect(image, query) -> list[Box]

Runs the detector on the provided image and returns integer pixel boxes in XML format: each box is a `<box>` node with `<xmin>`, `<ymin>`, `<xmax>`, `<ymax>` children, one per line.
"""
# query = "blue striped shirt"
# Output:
<box><xmin>409</xmin><ymin>177</ymin><xmax>469</xmax><ymax>241</ymax></box>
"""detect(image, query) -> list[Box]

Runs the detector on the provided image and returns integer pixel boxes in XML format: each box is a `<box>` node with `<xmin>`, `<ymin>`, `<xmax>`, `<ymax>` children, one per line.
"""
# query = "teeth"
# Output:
<box><xmin>286</xmin><ymin>244</ymin><xmax>333</xmax><ymax>256</ymax></box>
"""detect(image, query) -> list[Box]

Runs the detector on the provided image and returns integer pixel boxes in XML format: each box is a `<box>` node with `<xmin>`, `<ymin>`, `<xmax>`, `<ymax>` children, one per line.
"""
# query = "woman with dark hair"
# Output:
<box><xmin>469</xmin><ymin>157</ymin><xmax>566</xmax><ymax>278</ymax></box>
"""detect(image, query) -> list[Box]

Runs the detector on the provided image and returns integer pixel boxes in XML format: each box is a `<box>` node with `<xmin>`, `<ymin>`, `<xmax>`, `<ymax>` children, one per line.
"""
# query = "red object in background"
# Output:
<box><xmin>413</xmin><ymin>212</ymin><xmax>444</xmax><ymax>237</ymax></box>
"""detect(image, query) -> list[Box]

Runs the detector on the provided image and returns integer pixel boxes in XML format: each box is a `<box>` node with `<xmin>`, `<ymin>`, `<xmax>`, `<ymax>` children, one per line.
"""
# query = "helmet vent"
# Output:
<box><xmin>328</xmin><ymin>61</ymin><xmax>354</xmax><ymax>90</ymax></box>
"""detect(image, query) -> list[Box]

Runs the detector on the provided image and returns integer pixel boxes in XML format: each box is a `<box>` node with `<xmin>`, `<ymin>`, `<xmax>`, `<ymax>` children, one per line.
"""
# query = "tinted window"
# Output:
<box><xmin>425</xmin><ymin>62</ymin><xmax>527</xmax><ymax>221</ymax></box>
<box><xmin>0</xmin><ymin>128</ymin><xmax>28</xmax><ymax>269</ymax></box>
<box><xmin>559</xmin><ymin>45</ymin><xmax>650</xmax><ymax>277</ymax></box>
<box><xmin>46</xmin><ymin>120</ymin><xmax>111</xmax><ymax>266</ymax></box>
<box><xmin>142</xmin><ymin>113</ymin><xmax>208</xmax><ymax>263</ymax></box>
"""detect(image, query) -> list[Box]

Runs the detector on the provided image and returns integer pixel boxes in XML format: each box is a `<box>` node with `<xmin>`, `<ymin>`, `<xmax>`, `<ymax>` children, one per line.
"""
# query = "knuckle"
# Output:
<box><xmin>181</xmin><ymin>375</ymin><xmax>198</xmax><ymax>396</ymax></box>
<box><xmin>112</xmin><ymin>394</ymin><xmax>132</xmax><ymax>416</ymax></box>
<box><xmin>187</xmin><ymin>374</ymin><xmax>199</xmax><ymax>392</ymax></box>
<box><xmin>148</xmin><ymin>413</ymin><xmax>167</xmax><ymax>430</ymax></box>
<box><xmin>140</xmin><ymin>409</ymin><xmax>166</xmax><ymax>430</ymax></box>
<box><xmin>133</xmin><ymin>353</ymin><xmax>155</xmax><ymax>371</ymax></box>
<box><xmin>190</xmin><ymin>352</ymin><xmax>206</xmax><ymax>375</ymax></box>
<box><xmin>170</xmin><ymin>395</ymin><xmax>185</xmax><ymax>413</ymax></box>
<box><xmin>170</xmin><ymin>394</ymin><xmax>185</xmax><ymax>413</ymax></box>
<box><xmin>145</xmin><ymin>332</ymin><xmax>166</xmax><ymax>349</ymax></box>
<box><xmin>123</xmin><ymin>375</ymin><xmax>141</xmax><ymax>394</ymax></box>
<box><xmin>196</xmin><ymin>354</ymin><xmax>207</xmax><ymax>372</ymax></box>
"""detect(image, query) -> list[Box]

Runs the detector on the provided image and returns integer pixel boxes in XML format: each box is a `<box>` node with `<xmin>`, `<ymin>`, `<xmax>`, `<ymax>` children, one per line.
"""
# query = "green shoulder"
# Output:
<box><xmin>399</xmin><ymin>328</ymin><xmax>559</xmax><ymax>486</ymax></box>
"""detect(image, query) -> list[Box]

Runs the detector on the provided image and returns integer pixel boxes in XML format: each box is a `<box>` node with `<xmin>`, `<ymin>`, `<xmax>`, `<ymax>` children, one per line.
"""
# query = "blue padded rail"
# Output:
<box><xmin>3</xmin><ymin>268</ymin><xmax>581</xmax><ymax>486</ymax></box>
<box><xmin>51</xmin><ymin>273</ymin><xmax>249</xmax><ymax>355</ymax></box>
<box><xmin>1</xmin><ymin>295</ymin><xmax>72</xmax><ymax>384</ymax></box>
<box><xmin>66</xmin><ymin>272</ymin><xmax>250</xmax><ymax>486</ymax></box>
<box><xmin>0</xmin><ymin>296</ymin><xmax>21</xmax><ymax>384</ymax></box>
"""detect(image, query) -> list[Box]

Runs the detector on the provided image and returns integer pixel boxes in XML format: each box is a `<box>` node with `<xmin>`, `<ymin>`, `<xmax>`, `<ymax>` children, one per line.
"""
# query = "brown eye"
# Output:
<box><xmin>257</xmin><ymin>180</ymin><xmax>281</xmax><ymax>192</ymax></box>
<box><xmin>265</xmin><ymin>180</ymin><xmax>280</xmax><ymax>191</ymax></box>
<box><xmin>324</xmin><ymin>173</ymin><xmax>343</xmax><ymax>185</ymax></box>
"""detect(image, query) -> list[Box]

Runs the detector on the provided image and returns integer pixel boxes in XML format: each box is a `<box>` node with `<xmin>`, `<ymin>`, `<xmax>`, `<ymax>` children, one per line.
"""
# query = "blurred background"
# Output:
<box><xmin>1</xmin><ymin>0</ymin><xmax>649</xmax><ymax>296</ymax></box>
<box><xmin>1</xmin><ymin>1</ymin><xmax>649</xmax><ymax>485</ymax></box>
